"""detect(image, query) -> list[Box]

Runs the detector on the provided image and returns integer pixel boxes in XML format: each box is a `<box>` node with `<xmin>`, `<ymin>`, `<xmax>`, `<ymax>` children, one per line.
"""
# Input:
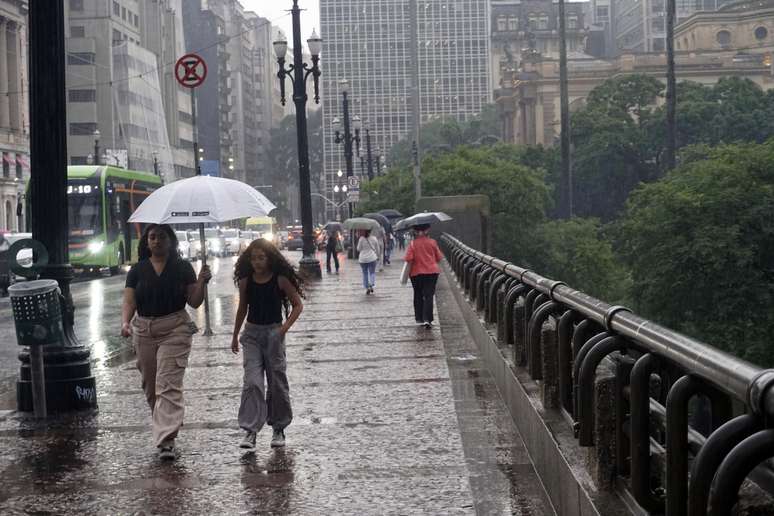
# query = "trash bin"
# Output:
<box><xmin>8</xmin><ymin>279</ymin><xmax>65</xmax><ymax>347</ymax></box>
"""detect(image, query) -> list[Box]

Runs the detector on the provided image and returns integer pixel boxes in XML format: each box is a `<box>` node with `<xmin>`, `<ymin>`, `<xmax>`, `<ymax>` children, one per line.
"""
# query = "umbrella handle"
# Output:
<box><xmin>199</xmin><ymin>223</ymin><xmax>213</xmax><ymax>336</ymax></box>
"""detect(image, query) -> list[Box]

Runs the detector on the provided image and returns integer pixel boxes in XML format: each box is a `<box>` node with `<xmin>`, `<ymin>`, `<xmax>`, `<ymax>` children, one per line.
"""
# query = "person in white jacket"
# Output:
<box><xmin>356</xmin><ymin>229</ymin><xmax>380</xmax><ymax>295</ymax></box>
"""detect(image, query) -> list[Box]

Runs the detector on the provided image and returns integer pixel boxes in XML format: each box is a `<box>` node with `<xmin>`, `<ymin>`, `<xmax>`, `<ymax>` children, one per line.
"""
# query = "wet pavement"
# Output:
<box><xmin>0</xmin><ymin>250</ymin><xmax>553</xmax><ymax>515</ymax></box>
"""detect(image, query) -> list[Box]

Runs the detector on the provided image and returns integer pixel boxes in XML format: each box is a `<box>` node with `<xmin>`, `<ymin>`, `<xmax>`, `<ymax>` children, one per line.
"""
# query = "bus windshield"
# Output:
<box><xmin>67</xmin><ymin>181</ymin><xmax>102</xmax><ymax>236</ymax></box>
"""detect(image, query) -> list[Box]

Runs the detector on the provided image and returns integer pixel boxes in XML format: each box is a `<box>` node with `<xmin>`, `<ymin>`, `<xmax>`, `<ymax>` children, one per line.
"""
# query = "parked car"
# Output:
<box><xmin>285</xmin><ymin>226</ymin><xmax>304</xmax><ymax>251</ymax></box>
<box><xmin>175</xmin><ymin>231</ymin><xmax>194</xmax><ymax>260</ymax></box>
<box><xmin>278</xmin><ymin>231</ymin><xmax>289</xmax><ymax>249</ymax></box>
<box><xmin>239</xmin><ymin>229</ymin><xmax>256</xmax><ymax>253</ymax></box>
<box><xmin>222</xmin><ymin>228</ymin><xmax>241</xmax><ymax>256</ymax></box>
<box><xmin>186</xmin><ymin>230</ymin><xmax>206</xmax><ymax>259</ymax></box>
<box><xmin>204</xmin><ymin>228</ymin><xmax>226</xmax><ymax>257</ymax></box>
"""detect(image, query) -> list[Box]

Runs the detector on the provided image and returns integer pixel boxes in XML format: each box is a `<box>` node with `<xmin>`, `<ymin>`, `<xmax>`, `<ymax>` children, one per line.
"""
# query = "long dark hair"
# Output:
<box><xmin>233</xmin><ymin>238</ymin><xmax>306</xmax><ymax>316</ymax></box>
<box><xmin>137</xmin><ymin>224</ymin><xmax>179</xmax><ymax>261</ymax></box>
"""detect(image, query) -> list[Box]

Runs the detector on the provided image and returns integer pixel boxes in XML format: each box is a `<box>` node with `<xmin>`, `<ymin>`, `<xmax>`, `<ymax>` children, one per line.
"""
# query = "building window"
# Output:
<box><xmin>68</xmin><ymin>89</ymin><xmax>96</xmax><ymax>102</ymax></box>
<box><xmin>69</xmin><ymin>0</ymin><xmax>84</xmax><ymax>11</ymax></box>
<box><xmin>122</xmin><ymin>7</ymin><xmax>127</xmax><ymax>20</ymax></box>
<box><xmin>69</xmin><ymin>122</ymin><xmax>98</xmax><ymax>135</ymax></box>
<box><xmin>567</xmin><ymin>15</ymin><xmax>578</xmax><ymax>29</ymax></box>
<box><xmin>537</xmin><ymin>13</ymin><xmax>549</xmax><ymax>30</ymax></box>
<box><xmin>133</xmin><ymin>13</ymin><xmax>139</xmax><ymax>27</ymax></box>
<box><xmin>652</xmin><ymin>18</ymin><xmax>665</xmax><ymax>32</ymax></box>
<box><xmin>716</xmin><ymin>30</ymin><xmax>731</xmax><ymax>47</ymax></box>
<box><xmin>596</xmin><ymin>6</ymin><xmax>609</xmax><ymax>20</ymax></box>
<box><xmin>755</xmin><ymin>26</ymin><xmax>768</xmax><ymax>41</ymax></box>
<box><xmin>653</xmin><ymin>38</ymin><xmax>665</xmax><ymax>51</ymax></box>
<box><xmin>496</xmin><ymin>16</ymin><xmax>507</xmax><ymax>31</ymax></box>
<box><xmin>113</xmin><ymin>1</ymin><xmax>120</xmax><ymax>16</ymax></box>
<box><xmin>508</xmin><ymin>16</ymin><xmax>519</xmax><ymax>31</ymax></box>
<box><xmin>70</xmin><ymin>26</ymin><xmax>85</xmax><ymax>38</ymax></box>
<box><xmin>15</xmin><ymin>155</ymin><xmax>22</xmax><ymax>178</ymax></box>
<box><xmin>113</xmin><ymin>28</ymin><xmax>122</xmax><ymax>45</ymax></box>
<box><xmin>67</xmin><ymin>52</ymin><xmax>95</xmax><ymax>65</ymax></box>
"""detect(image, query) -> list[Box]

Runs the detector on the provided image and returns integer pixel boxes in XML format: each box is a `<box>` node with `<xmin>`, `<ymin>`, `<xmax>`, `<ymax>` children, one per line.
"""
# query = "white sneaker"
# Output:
<box><xmin>423</xmin><ymin>321</ymin><xmax>433</xmax><ymax>329</ymax></box>
<box><xmin>240</xmin><ymin>431</ymin><xmax>256</xmax><ymax>450</ymax></box>
<box><xmin>158</xmin><ymin>441</ymin><xmax>176</xmax><ymax>460</ymax></box>
<box><xmin>271</xmin><ymin>429</ymin><xmax>286</xmax><ymax>448</ymax></box>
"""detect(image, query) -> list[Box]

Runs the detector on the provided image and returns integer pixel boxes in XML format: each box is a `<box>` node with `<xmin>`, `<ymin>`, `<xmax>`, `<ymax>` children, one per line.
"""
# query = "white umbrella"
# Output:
<box><xmin>128</xmin><ymin>175</ymin><xmax>275</xmax><ymax>224</ymax></box>
<box><xmin>129</xmin><ymin>175</ymin><xmax>276</xmax><ymax>336</ymax></box>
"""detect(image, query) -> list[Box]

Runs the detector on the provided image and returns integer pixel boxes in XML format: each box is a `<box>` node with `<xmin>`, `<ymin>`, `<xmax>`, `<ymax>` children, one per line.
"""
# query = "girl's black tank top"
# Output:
<box><xmin>246</xmin><ymin>274</ymin><xmax>283</xmax><ymax>325</ymax></box>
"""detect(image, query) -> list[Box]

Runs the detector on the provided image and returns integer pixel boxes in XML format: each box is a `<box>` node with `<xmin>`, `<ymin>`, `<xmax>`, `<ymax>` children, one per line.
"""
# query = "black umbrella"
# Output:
<box><xmin>363</xmin><ymin>213</ymin><xmax>392</xmax><ymax>233</ymax></box>
<box><xmin>378</xmin><ymin>208</ymin><xmax>403</xmax><ymax>219</ymax></box>
<box><xmin>394</xmin><ymin>211</ymin><xmax>453</xmax><ymax>231</ymax></box>
<box><xmin>323</xmin><ymin>221</ymin><xmax>343</xmax><ymax>233</ymax></box>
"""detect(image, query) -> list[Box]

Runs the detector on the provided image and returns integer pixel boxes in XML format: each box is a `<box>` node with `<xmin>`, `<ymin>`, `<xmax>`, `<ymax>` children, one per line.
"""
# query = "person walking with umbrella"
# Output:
<box><xmin>121</xmin><ymin>224</ymin><xmax>212</xmax><ymax>460</ymax></box>
<box><xmin>231</xmin><ymin>239</ymin><xmax>304</xmax><ymax>450</ymax></box>
<box><xmin>404</xmin><ymin>223</ymin><xmax>443</xmax><ymax>328</ymax></box>
<box><xmin>357</xmin><ymin>228</ymin><xmax>380</xmax><ymax>294</ymax></box>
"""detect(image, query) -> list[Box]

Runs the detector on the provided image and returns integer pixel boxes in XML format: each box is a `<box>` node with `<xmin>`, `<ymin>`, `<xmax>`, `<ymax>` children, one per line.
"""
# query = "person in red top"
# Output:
<box><xmin>404</xmin><ymin>224</ymin><xmax>443</xmax><ymax>328</ymax></box>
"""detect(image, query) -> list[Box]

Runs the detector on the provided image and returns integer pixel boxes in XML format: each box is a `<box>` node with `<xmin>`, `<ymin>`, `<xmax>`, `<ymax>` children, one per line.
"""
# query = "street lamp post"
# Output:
<box><xmin>363</xmin><ymin>123</ymin><xmax>374</xmax><ymax>180</ymax></box>
<box><xmin>273</xmin><ymin>0</ymin><xmax>322</xmax><ymax>278</ymax></box>
<box><xmin>25</xmin><ymin>0</ymin><xmax>97</xmax><ymax>412</ymax></box>
<box><xmin>93</xmin><ymin>129</ymin><xmax>101</xmax><ymax>166</ymax></box>
<box><xmin>332</xmin><ymin>79</ymin><xmax>361</xmax><ymax>218</ymax></box>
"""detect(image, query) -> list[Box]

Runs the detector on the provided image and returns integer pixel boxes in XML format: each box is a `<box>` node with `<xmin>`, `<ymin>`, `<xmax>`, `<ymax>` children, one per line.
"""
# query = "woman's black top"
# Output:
<box><xmin>126</xmin><ymin>258</ymin><xmax>196</xmax><ymax>317</ymax></box>
<box><xmin>246</xmin><ymin>274</ymin><xmax>283</xmax><ymax>325</ymax></box>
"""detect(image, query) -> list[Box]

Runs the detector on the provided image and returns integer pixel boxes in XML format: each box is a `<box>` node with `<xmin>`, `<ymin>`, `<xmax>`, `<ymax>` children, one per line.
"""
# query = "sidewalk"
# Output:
<box><xmin>0</xmin><ymin>251</ymin><xmax>552</xmax><ymax>515</ymax></box>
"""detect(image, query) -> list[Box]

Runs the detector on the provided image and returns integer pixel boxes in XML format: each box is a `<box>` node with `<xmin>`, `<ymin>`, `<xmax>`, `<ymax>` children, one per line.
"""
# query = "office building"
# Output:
<box><xmin>319</xmin><ymin>0</ymin><xmax>492</xmax><ymax>218</ymax></box>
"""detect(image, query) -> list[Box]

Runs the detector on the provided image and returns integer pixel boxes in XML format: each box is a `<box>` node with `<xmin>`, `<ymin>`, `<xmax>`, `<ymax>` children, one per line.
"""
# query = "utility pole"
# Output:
<box><xmin>665</xmin><ymin>0</ymin><xmax>677</xmax><ymax>170</ymax></box>
<box><xmin>409</xmin><ymin>0</ymin><xmax>422</xmax><ymax>203</ymax></box>
<box><xmin>558</xmin><ymin>0</ymin><xmax>572</xmax><ymax>218</ymax></box>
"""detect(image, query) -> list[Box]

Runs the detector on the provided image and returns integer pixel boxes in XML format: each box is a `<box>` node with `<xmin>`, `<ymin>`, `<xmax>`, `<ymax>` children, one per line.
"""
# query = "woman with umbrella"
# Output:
<box><xmin>404</xmin><ymin>222</ymin><xmax>444</xmax><ymax>328</ymax></box>
<box><xmin>121</xmin><ymin>224</ymin><xmax>212</xmax><ymax>460</ymax></box>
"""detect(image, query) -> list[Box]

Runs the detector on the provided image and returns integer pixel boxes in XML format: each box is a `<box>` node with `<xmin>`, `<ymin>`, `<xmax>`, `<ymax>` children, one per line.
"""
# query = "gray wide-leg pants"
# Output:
<box><xmin>238</xmin><ymin>322</ymin><xmax>292</xmax><ymax>433</ymax></box>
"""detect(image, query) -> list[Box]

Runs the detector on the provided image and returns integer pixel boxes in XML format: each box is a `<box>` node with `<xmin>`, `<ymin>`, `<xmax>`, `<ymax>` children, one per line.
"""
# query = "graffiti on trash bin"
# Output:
<box><xmin>75</xmin><ymin>386</ymin><xmax>95</xmax><ymax>402</ymax></box>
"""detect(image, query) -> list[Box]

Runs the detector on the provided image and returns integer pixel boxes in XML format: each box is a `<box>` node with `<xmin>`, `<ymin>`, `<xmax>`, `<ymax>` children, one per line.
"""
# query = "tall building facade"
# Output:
<box><xmin>0</xmin><ymin>0</ymin><xmax>28</xmax><ymax>232</ymax></box>
<box><xmin>320</xmin><ymin>0</ymin><xmax>492</xmax><ymax>219</ymax></box>
<box><xmin>613</xmin><ymin>0</ymin><xmax>735</xmax><ymax>53</ymax></box>
<box><xmin>64</xmin><ymin>0</ymin><xmax>193</xmax><ymax>179</ymax></box>
<box><xmin>183</xmin><ymin>0</ymin><xmax>280</xmax><ymax>186</ymax></box>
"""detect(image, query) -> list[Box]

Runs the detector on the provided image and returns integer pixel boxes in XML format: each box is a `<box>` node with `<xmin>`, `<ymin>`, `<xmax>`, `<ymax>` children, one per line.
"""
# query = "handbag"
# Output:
<box><xmin>400</xmin><ymin>260</ymin><xmax>411</xmax><ymax>285</ymax></box>
<box><xmin>335</xmin><ymin>239</ymin><xmax>343</xmax><ymax>253</ymax></box>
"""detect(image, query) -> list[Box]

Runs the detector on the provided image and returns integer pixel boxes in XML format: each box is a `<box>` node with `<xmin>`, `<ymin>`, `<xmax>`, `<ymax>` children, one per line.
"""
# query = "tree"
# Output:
<box><xmin>387</xmin><ymin>104</ymin><xmax>502</xmax><ymax>167</ymax></box>
<box><xmin>533</xmin><ymin>218</ymin><xmax>630</xmax><ymax>303</ymax></box>
<box><xmin>265</xmin><ymin>109</ymin><xmax>323</xmax><ymax>226</ymax></box>
<box><xmin>569</xmin><ymin>74</ymin><xmax>664</xmax><ymax>221</ymax></box>
<box><xmin>616</xmin><ymin>141</ymin><xmax>774</xmax><ymax>366</ymax></box>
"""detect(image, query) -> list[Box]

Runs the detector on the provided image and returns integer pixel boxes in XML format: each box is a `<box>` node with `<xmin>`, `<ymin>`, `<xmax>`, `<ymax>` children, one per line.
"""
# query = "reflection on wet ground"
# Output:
<box><xmin>0</xmin><ymin>251</ymin><xmax>553</xmax><ymax>514</ymax></box>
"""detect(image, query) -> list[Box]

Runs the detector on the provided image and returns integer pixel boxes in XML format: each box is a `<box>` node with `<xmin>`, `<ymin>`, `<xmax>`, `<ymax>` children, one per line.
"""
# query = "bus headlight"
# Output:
<box><xmin>262</xmin><ymin>232</ymin><xmax>274</xmax><ymax>241</ymax></box>
<box><xmin>88</xmin><ymin>240</ymin><xmax>105</xmax><ymax>254</ymax></box>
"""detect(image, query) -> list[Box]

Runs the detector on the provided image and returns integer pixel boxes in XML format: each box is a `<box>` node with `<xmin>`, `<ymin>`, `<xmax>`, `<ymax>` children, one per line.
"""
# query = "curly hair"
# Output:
<box><xmin>233</xmin><ymin>238</ymin><xmax>306</xmax><ymax>316</ymax></box>
<box><xmin>137</xmin><ymin>224</ymin><xmax>179</xmax><ymax>261</ymax></box>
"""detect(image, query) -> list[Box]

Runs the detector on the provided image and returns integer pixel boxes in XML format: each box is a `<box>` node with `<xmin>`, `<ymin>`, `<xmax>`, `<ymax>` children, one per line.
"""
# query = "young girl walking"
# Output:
<box><xmin>231</xmin><ymin>239</ymin><xmax>304</xmax><ymax>450</ymax></box>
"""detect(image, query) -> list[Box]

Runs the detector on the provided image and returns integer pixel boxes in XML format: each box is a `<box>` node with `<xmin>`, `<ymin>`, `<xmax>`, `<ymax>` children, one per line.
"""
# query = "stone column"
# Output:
<box><xmin>0</xmin><ymin>18</ymin><xmax>10</xmax><ymax>130</ymax></box>
<box><xmin>8</xmin><ymin>21</ymin><xmax>20</xmax><ymax>132</ymax></box>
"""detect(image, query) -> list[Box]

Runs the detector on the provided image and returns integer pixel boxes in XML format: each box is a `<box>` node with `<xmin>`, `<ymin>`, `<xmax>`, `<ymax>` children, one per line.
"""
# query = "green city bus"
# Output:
<box><xmin>66</xmin><ymin>165</ymin><xmax>162</xmax><ymax>274</ymax></box>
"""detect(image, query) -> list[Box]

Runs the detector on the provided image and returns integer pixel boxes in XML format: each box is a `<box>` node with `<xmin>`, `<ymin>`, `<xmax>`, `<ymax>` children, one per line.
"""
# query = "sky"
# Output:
<box><xmin>241</xmin><ymin>1</ymin><xmax>321</xmax><ymax>49</ymax></box>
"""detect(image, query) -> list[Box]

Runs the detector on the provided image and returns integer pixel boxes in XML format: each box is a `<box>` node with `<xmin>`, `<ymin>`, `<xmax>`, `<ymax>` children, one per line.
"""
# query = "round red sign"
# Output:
<box><xmin>175</xmin><ymin>53</ymin><xmax>207</xmax><ymax>89</ymax></box>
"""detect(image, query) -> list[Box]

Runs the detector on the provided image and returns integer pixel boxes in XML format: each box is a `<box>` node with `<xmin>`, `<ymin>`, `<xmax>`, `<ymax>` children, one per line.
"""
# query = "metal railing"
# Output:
<box><xmin>441</xmin><ymin>233</ymin><xmax>774</xmax><ymax>516</ymax></box>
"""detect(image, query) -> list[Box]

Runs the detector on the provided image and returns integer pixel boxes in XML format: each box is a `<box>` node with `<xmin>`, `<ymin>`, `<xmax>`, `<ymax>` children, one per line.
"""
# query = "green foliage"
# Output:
<box><xmin>569</xmin><ymin>74</ymin><xmax>664</xmax><ymax>221</ymax></box>
<box><xmin>387</xmin><ymin>104</ymin><xmax>502</xmax><ymax>167</ymax></box>
<box><xmin>616</xmin><ymin>141</ymin><xmax>774</xmax><ymax>366</ymax></box>
<box><xmin>266</xmin><ymin>110</ymin><xmax>323</xmax><ymax>225</ymax></box>
<box><xmin>533</xmin><ymin>218</ymin><xmax>630</xmax><ymax>303</ymax></box>
<box><xmin>357</xmin><ymin>166</ymin><xmax>416</xmax><ymax>218</ymax></box>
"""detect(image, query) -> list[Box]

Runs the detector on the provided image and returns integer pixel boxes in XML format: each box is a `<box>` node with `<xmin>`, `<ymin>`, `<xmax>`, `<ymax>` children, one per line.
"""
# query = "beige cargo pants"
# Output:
<box><xmin>132</xmin><ymin>310</ymin><xmax>195</xmax><ymax>447</ymax></box>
